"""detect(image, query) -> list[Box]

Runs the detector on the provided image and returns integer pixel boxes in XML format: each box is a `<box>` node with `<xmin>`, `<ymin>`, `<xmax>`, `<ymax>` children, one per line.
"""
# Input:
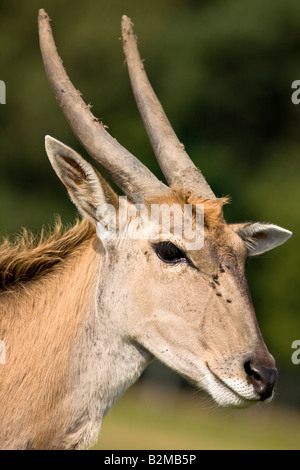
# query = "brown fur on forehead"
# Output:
<box><xmin>144</xmin><ymin>188</ymin><xmax>229</xmax><ymax>228</ymax></box>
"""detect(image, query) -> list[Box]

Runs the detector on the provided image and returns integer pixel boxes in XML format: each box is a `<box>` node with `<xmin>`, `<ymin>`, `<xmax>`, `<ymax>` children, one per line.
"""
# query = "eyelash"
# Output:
<box><xmin>153</xmin><ymin>242</ymin><xmax>188</xmax><ymax>264</ymax></box>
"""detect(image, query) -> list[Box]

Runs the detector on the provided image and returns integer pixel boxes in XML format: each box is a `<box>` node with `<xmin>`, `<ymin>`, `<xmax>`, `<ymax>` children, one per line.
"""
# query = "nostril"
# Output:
<box><xmin>244</xmin><ymin>361</ymin><xmax>261</xmax><ymax>381</ymax></box>
<box><xmin>244</xmin><ymin>361</ymin><xmax>278</xmax><ymax>401</ymax></box>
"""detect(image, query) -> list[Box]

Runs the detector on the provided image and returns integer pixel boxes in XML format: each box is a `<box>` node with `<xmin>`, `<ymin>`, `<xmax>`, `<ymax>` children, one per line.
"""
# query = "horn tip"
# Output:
<box><xmin>38</xmin><ymin>8</ymin><xmax>49</xmax><ymax>20</ymax></box>
<box><xmin>121</xmin><ymin>15</ymin><xmax>134</xmax><ymax>37</ymax></box>
<box><xmin>121</xmin><ymin>15</ymin><xmax>132</xmax><ymax>25</ymax></box>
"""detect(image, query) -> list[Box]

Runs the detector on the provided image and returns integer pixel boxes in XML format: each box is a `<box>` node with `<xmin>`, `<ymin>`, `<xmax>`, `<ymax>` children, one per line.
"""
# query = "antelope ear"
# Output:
<box><xmin>45</xmin><ymin>135</ymin><xmax>118</xmax><ymax>225</ymax></box>
<box><xmin>230</xmin><ymin>222</ymin><xmax>292</xmax><ymax>257</ymax></box>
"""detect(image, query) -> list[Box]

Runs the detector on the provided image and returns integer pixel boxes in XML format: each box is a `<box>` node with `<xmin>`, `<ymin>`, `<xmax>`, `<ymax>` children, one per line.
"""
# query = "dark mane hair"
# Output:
<box><xmin>0</xmin><ymin>217</ymin><xmax>95</xmax><ymax>291</ymax></box>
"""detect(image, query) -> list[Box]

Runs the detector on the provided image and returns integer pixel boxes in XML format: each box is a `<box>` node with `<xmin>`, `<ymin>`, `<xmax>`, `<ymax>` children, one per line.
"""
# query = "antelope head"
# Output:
<box><xmin>39</xmin><ymin>10</ymin><xmax>291</xmax><ymax>408</ymax></box>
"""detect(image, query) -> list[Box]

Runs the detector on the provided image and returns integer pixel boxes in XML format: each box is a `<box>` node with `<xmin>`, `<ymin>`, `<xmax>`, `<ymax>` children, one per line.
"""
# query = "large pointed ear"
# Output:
<box><xmin>45</xmin><ymin>135</ymin><xmax>118</xmax><ymax>225</ymax></box>
<box><xmin>230</xmin><ymin>222</ymin><xmax>292</xmax><ymax>257</ymax></box>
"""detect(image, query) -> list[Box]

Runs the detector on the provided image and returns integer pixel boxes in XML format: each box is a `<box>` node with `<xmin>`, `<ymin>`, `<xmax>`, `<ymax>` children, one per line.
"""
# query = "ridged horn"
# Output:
<box><xmin>121</xmin><ymin>15</ymin><xmax>216</xmax><ymax>199</ymax></box>
<box><xmin>38</xmin><ymin>9</ymin><xmax>171</xmax><ymax>203</ymax></box>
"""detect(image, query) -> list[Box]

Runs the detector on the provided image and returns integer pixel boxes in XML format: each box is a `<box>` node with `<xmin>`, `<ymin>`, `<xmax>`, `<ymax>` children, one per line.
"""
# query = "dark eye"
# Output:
<box><xmin>153</xmin><ymin>242</ymin><xmax>187</xmax><ymax>264</ymax></box>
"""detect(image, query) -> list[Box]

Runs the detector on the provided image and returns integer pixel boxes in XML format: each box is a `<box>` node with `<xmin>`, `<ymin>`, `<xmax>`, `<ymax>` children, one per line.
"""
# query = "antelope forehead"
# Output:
<box><xmin>187</xmin><ymin>228</ymin><xmax>247</xmax><ymax>271</ymax></box>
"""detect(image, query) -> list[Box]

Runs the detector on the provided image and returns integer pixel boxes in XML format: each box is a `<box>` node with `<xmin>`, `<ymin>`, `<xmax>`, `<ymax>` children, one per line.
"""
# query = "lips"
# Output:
<box><xmin>203</xmin><ymin>362</ymin><xmax>262</xmax><ymax>408</ymax></box>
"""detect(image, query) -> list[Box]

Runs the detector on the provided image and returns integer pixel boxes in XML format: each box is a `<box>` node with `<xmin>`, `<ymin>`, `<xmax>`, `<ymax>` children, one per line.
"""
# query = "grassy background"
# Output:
<box><xmin>93</xmin><ymin>384</ymin><xmax>300</xmax><ymax>450</ymax></box>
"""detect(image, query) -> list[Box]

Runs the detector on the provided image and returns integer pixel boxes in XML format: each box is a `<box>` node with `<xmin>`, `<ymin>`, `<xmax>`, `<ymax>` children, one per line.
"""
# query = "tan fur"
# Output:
<box><xmin>0</xmin><ymin>183</ymin><xmax>288</xmax><ymax>449</ymax></box>
<box><xmin>0</xmin><ymin>221</ymin><xmax>98</xmax><ymax>449</ymax></box>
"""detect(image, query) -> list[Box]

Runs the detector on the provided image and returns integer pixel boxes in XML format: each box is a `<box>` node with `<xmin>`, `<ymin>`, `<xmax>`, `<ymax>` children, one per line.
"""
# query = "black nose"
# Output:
<box><xmin>244</xmin><ymin>361</ymin><xmax>278</xmax><ymax>401</ymax></box>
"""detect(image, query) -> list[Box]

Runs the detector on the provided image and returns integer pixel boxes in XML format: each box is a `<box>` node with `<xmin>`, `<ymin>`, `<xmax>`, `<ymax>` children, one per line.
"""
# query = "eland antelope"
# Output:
<box><xmin>0</xmin><ymin>9</ymin><xmax>292</xmax><ymax>450</ymax></box>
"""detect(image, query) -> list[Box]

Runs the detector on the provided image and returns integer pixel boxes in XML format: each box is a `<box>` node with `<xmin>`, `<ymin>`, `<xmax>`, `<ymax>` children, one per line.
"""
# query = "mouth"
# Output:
<box><xmin>203</xmin><ymin>362</ymin><xmax>261</xmax><ymax>408</ymax></box>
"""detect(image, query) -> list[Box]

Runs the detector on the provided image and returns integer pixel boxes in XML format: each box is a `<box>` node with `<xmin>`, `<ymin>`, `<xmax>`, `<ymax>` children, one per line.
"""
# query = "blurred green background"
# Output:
<box><xmin>0</xmin><ymin>0</ymin><xmax>300</xmax><ymax>449</ymax></box>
